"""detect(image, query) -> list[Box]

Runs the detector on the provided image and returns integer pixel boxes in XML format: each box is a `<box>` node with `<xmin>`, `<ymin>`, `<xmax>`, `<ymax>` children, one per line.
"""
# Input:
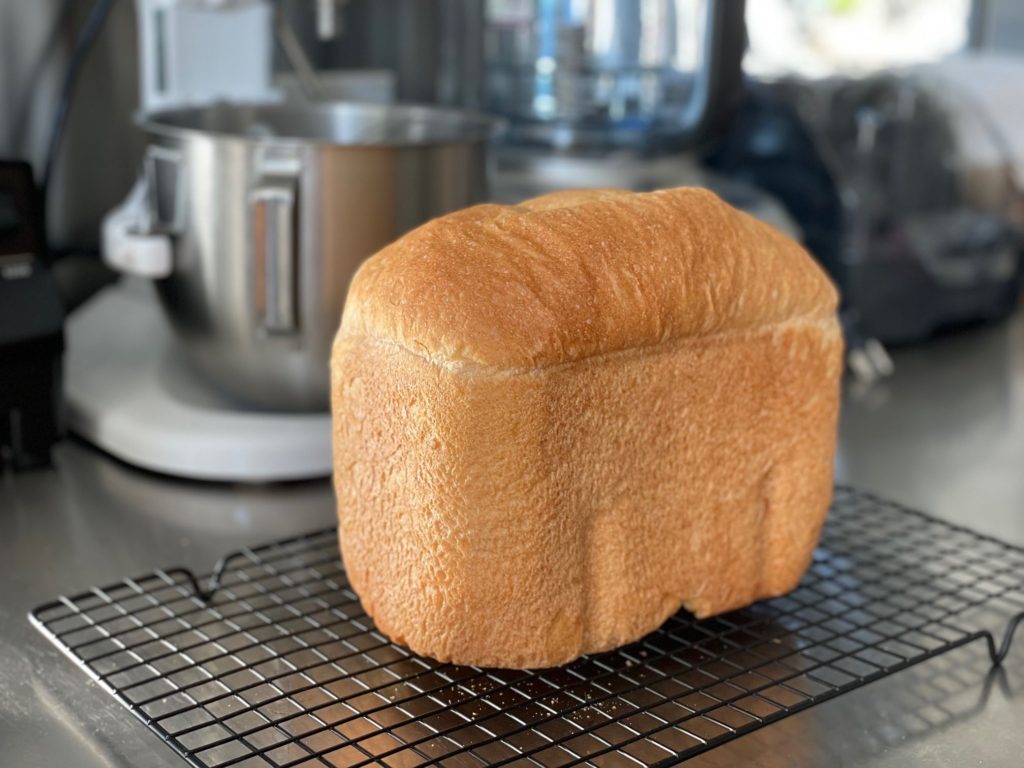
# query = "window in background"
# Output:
<box><xmin>745</xmin><ymin>0</ymin><xmax>971</xmax><ymax>77</ymax></box>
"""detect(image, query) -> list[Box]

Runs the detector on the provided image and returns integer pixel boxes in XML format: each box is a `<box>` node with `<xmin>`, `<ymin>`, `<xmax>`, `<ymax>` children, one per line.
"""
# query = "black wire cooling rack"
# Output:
<box><xmin>30</xmin><ymin>487</ymin><xmax>1024</xmax><ymax>768</ymax></box>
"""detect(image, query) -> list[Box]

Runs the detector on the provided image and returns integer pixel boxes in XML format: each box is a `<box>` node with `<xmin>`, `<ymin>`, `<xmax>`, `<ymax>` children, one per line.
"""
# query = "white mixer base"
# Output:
<box><xmin>65</xmin><ymin>281</ymin><xmax>332</xmax><ymax>482</ymax></box>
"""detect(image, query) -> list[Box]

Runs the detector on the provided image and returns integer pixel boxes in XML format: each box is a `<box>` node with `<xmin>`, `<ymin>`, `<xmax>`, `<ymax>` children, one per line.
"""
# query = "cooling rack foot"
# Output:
<box><xmin>984</xmin><ymin>611</ymin><xmax>1024</xmax><ymax>667</ymax></box>
<box><xmin>180</xmin><ymin>556</ymin><xmax>231</xmax><ymax>603</ymax></box>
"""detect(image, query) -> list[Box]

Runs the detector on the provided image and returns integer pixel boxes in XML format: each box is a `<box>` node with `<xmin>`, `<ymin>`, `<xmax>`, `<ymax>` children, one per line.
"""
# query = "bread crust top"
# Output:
<box><xmin>338</xmin><ymin>187</ymin><xmax>839</xmax><ymax>370</ymax></box>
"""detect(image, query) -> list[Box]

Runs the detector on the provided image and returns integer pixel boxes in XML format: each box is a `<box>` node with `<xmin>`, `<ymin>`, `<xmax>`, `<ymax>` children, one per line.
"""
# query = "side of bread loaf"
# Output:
<box><xmin>332</xmin><ymin>187</ymin><xmax>842</xmax><ymax>669</ymax></box>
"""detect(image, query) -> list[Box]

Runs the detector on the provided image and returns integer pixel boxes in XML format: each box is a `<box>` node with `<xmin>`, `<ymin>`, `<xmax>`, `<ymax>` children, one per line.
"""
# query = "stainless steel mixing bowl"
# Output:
<box><xmin>131</xmin><ymin>102</ymin><xmax>493</xmax><ymax>411</ymax></box>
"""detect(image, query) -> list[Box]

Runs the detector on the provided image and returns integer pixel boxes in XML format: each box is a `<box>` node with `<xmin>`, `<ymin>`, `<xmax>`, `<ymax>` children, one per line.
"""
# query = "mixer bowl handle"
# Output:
<box><xmin>101</xmin><ymin>144</ymin><xmax>184</xmax><ymax>278</ymax></box>
<box><xmin>101</xmin><ymin>176</ymin><xmax>173</xmax><ymax>278</ymax></box>
<box><xmin>251</xmin><ymin>176</ymin><xmax>299</xmax><ymax>336</ymax></box>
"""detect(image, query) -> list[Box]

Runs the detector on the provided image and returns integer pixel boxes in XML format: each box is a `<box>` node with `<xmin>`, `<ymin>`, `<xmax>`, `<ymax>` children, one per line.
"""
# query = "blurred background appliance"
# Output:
<box><xmin>100</xmin><ymin>102</ymin><xmax>492</xmax><ymax>410</ymax></box>
<box><xmin>705</xmin><ymin>53</ymin><xmax>1024</xmax><ymax>349</ymax></box>
<box><xmin>482</xmin><ymin>0</ymin><xmax>745</xmax><ymax>151</ymax></box>
<box><xmin>483</xmin><ymin>1</ymin><xmax>755</xmax><ymax>208</ymax></box>
<box><xmin>64</xmin><ymin>0</ymin><xmax>494</xmax><ymax>481</ymax></box>
<box><xmin>70</xmin><ymin>101</ymin><xmax>491</xmax><ymax>482</ymax></box>
<box><xmin>0</xmin><ymin>160</ymin><xmax>64</xmax><ymax>470</ymax></box>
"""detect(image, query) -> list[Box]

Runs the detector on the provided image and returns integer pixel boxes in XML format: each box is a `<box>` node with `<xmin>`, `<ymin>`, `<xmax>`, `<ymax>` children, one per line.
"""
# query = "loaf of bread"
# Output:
<box><xmin>331</xmin><ymin>187</ymin><xmax>842</xmax><ymax>669</ymax></box>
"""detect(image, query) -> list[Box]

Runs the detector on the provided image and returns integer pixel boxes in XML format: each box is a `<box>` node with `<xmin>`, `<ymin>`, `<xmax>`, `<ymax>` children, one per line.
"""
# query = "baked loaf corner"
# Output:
<box><xmin>332</xmin><ymin>187</ymin><xmax>842</xmax><ymax>669</ymax></box>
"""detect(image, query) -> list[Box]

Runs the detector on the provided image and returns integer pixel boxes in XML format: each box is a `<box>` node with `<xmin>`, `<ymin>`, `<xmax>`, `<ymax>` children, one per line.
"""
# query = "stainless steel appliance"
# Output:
<box><xmin>56</xmin><ymin>2</ymin><xmax>497</xmax><ymax>481</ymax></box>
<box><xmin>483</xmin><ymin>0</ymin><xmax>745</xmax><ymax>150</ymax></box>
<box><xmin>105</xmin><ymin>102</ymin><xmax>494</xmax><ymax>412</ymax></box>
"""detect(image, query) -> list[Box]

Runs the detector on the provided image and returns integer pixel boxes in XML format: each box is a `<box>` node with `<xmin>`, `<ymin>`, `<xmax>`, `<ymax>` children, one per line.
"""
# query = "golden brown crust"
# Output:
<box><xmin>331</xmin><ymin>187</ymin><xmax>843</xmax><ymax>669</ymax></box>
<box><xmin>341</xmin><ymin>187</ymin><xmax>838</xmax><ymax>369</ymax></box>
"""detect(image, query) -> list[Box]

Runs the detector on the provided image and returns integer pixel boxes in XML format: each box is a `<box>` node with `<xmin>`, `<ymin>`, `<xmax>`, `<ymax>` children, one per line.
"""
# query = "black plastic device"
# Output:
<box><xmin>0</xmin><ymin>160</ymin><xmax>64</xmax><ymax>469</ymax></box>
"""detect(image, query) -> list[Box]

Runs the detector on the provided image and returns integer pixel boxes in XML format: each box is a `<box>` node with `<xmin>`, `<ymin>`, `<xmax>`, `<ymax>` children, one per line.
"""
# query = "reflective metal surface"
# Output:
<box><xmin>0</xmin><ymin>440</ymin><xmax>336</xmax><ymax>768</ymax></box>
<box><xmin>4</xmin><ymin>312</ymin><xmax>1024</xmax><ymax>766</ymax></box>
<box><xmin>142</xmin><ymin>103</ymin><xmax>493</xmax><ymax>411</ymax></box>
<box><xmin>837</xmin><ymin>310</ymin><xmax>1024</xmax><ymax>544</ymax></box>
<box><xmin>483</xmin><ymin>0</ymin><xmax>745</xmax><ymax>148</ymax></box>
<box><xmin>142</xmin><ymin>102</ymin><xmax>496</xmax><ymax>145</ymax></box>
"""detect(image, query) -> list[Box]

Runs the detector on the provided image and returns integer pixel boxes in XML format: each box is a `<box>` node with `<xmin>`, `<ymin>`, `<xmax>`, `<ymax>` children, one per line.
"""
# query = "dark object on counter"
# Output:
<box><xmin>29</xmin><ymin>487</ymin><xmax>1024</xmax><ymax>766</ymax></box>
<box><xmin>705</xmin><ymin>75</ymin><xmax>1023</xmax><ymax>346</ymax></box>
<box><xmin>0</xmin><ymin>161</ymin><xmax>64</xmax><ymax>469</ymax></box>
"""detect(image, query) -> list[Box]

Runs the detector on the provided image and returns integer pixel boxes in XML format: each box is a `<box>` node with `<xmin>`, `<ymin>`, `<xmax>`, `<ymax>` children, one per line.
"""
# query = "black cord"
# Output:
<box><xmin>40</xmin><ymin>0</ymin><xmax>116</xmax><ymax>199</ymax></box>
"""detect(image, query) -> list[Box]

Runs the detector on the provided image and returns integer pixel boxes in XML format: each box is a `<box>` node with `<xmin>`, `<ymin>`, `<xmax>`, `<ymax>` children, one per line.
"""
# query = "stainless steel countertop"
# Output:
<box><xmin>3</xmin><ymin>314</ymin><xmax>1024</xmax><ymax>767</ymax></box>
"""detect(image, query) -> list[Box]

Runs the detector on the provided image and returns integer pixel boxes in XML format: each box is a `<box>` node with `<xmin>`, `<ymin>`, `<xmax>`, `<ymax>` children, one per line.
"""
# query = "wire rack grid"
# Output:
<box><xmin>30</xmin><ymin>487</ymin><xmax>1024</xmax><ymax>768</ymax></box>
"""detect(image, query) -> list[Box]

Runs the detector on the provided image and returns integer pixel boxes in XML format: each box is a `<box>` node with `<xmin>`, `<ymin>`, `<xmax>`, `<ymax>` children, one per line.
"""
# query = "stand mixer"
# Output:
<box><xmin>67</xmin><ymin>0</ymin><xmax>492</xmax><ymax>483</ymax></box>
<box><xmin>67</xmin><ymin>1</ymin><xmax>327</xmax><ymax>482</ymax></box>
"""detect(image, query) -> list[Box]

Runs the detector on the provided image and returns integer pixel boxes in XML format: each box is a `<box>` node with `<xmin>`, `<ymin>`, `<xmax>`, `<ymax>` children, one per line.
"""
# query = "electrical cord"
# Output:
<box><xmin>40</xmin><ymin>0</ymin><xmax>116</xmax><ymax>201</ymax></box>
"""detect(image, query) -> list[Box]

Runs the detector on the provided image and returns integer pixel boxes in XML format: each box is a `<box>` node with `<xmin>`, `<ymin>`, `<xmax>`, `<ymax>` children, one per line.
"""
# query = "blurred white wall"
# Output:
<box><xmin>745</xmin><ymin>0</ymin><xmax>971</xmax><ymax>77</ymax></box>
